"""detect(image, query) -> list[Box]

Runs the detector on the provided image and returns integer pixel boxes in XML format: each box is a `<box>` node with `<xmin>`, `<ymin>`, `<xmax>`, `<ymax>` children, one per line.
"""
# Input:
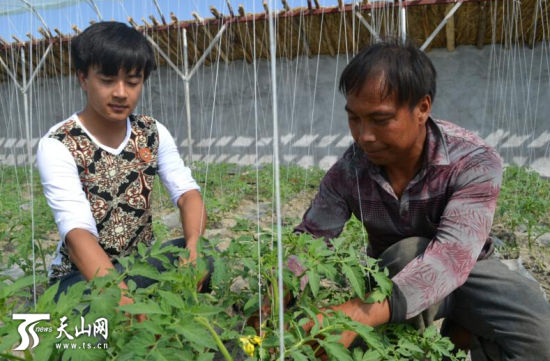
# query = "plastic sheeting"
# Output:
<box><xmin>1</xmin><ymin>0</ymin><xmax>90</xmax><ymax>16</ymax></box>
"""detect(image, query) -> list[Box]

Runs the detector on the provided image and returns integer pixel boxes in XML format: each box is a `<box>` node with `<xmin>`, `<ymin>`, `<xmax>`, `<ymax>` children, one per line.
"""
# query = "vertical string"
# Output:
<box><xmin>265</xmin><ymin>0</ymin><xmax>285</xmax><ymax>357</ymax></box>
<box><xmin>251</xmin><ymin>2</ymin><xmax>264</xmax><ymax>358</ymax></box>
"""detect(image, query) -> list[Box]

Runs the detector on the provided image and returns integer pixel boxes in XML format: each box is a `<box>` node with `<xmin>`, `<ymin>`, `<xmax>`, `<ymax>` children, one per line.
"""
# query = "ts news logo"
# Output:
<box><xmin>12</xmin><ymin>313</ymin><xmax>51</xmax><ymax>350</ymax></box>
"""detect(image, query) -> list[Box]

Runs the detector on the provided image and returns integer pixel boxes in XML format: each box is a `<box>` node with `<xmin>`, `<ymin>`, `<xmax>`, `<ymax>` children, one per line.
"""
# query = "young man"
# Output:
<box><xmin>38</xmin><ymin>22</ymin><xmax>207</xmax><ymax>309</ymax></box>
<box><xmin>295</xmin><ymin>40</ymin><xmax>550</xmax><ymax>360</ymax></box>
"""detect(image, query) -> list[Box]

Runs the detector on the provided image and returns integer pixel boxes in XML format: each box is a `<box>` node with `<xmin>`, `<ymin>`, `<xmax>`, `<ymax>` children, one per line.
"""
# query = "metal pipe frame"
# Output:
<box><xmin>17</xmin><ymin>0</ymin><xmax>51</xmax><ymax>36</ymax></box>
<box><xmin>0</xmin><ymin>55</ymin><xmax>24</xmax><ymax>92</ymax></box>
<box><xmin>420</xmin><ymin>1</ymin><xmax>463</xmax><ymax>50</ymax></box>
<box><xmin>354</xmin><ymin>9</ymin><xmax>381</xmax><ymax>42</ymax></box>
<box><xmin>183</xmin><ymin>28</ymin><xmax>193</xmax><ymax>165</ymax></box>
<box><xmin>144</xmin><ymin>33</ymin><xmax>188</xmax><ymax>80</ymax></box>
<box><xmin>186</xmin><ymin>24</ymin><xmax>227</xmax><ymax>80</ymax></box>
<box><xmin>22</xmin><ymin>43</ymin><xmax>52</xmax><ymax>93</ymax></box>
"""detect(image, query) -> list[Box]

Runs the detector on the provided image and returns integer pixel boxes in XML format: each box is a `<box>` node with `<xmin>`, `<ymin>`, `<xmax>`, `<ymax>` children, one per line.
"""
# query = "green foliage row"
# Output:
<box><xmin>0</xmin><ymin>229</ymin><xmax>465</xmax><ymax>361</ymax></box>
<box><xmin>0</xmin><ymin>166</ymin><xmax>55</xmax><ymax>276</ymax></box>
<box><xmin>1</xmin><ymin>163</ymin><xmax>548</xmax><ymax>360</ymax></box>
<box><xmin>494</xmin><ymin>165</ymin><xmax>550</xmax><ymax>246</ymax></box>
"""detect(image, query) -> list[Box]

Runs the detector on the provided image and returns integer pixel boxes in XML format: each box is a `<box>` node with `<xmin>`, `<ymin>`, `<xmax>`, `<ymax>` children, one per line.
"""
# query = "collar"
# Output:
<box><xmin>423</xmin><ymin>117</ymin><xmax>450</xmax><ymax>168</ymax></box>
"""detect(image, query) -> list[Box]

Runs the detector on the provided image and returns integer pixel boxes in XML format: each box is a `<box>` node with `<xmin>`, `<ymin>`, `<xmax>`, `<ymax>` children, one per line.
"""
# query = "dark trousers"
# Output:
<box><xmin>52</xmin><ymin>237</ymin><xmax>211</xmax><ymax>303</ymax></box>
<box><xmin>379</xmin><ymin>237</ymin><xmax>550</xmax><ymax>361</ymax></box>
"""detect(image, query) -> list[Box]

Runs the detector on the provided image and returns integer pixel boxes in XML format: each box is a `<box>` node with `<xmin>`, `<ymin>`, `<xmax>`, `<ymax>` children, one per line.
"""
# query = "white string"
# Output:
<box><xmin>25</xmin><ymin>43</ymin><xmax>38</xmax><ymax>309</ymax></box>
<box><xmin>251</xmin><ymin>2</ymin><xmax>264</xmax><ymax>357</ymax></box>
<box><xmin>265</xmin><ymin>0</ymin><xmax>285</xmax><ymax>358</ymax></box>
<box><xmin>326</xmin><ymin>4</ymin><xmax>345</xmax><ymax>160</ymax></box>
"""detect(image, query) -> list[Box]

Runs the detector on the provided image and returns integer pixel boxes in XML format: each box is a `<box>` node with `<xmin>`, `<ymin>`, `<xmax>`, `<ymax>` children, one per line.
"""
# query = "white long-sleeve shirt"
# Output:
<box><xmin>37</xmin><ymin>113</ymin><xmax>199</xmax><ymax>273</ymax></box>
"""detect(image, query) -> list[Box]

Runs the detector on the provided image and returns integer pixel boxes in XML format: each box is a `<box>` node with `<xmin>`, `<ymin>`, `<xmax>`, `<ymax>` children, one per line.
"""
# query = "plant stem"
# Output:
<box><xmin>33</xmin><ymin>237</ymin><xmax>47</xmax><ymax>276</ymax></box>
<box><xmin>0</xmin><ymin>353</ymin><xmax>27</xmax><ymax>361</ymax></box>
<box><xmin>195</xmin><ymin>316</ymin><xmax>233</xmax><ymax>361</ymax></box>
<box><xmin>284</xmin><ymin>324</ymin><xmax>340</xmax><ymax>356</ymax></box>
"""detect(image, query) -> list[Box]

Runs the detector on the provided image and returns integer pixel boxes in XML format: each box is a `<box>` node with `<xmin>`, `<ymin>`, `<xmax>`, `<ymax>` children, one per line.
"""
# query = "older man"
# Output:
<box><xmin>296</xmin><ymin>39</ymin><xmax>550</xmax><ymax>360</ymax></box>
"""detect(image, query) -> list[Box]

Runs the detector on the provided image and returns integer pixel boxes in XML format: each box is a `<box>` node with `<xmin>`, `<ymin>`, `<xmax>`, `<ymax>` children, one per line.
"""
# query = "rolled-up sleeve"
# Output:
<box><xmin>391</xmin><ymin>148</ymin><xmax>503</xmax><ymax>321</ymax></box>
<box><xmin>37</xmin><ymin>137</ymin><xmax>98</xmax><ymax>243</ymax></box>
<box><xmin>156</xmin><ymin>121</ymin><xmax>200</xmax><ymax>206</ymax></box>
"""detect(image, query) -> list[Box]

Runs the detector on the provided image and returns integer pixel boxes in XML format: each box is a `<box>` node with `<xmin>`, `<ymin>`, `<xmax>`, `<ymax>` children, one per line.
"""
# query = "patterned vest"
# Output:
<box><xmin>49</xmin><ymin>114</ymin><xmax>159</xmax><ymax>280</ymax></box>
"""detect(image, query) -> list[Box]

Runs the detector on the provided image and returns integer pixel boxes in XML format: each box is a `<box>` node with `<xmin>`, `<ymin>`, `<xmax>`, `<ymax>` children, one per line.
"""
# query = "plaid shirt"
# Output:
<box><xmin>295</xmin><ymin>118</ymin><xmax>503</xmax><ymax>321</ymax></box>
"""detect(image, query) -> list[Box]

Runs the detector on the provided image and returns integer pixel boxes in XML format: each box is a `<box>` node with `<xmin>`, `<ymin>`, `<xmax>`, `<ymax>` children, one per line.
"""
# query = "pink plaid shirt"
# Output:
<box><xmin>295</xmin><ymin>118</ymin><xmax>503</xmax><ymax>321</ymax></box>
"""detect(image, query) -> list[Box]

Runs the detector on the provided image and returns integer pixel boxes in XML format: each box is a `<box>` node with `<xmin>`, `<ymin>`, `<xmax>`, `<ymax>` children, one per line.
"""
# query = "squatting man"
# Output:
<box><xmin>294</xmin><ymin>39</ymin><xmax>550</xmax><ymax>360</ymax></box>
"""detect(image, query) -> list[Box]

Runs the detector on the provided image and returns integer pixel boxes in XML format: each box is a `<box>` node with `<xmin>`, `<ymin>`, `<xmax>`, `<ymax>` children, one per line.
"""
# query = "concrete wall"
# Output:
<box><xmin>1</xmin><ymin>44</ymin><xmax>549</xmax><ymax>176</ymax></box>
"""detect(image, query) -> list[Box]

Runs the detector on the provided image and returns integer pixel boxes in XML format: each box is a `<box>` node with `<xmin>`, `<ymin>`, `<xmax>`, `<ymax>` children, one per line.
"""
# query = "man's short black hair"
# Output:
<box><xmin>339</xmin><ymin>39</ymin><xmax>436</xmax><ymax>108</ymax></box>
<box><xmin>71</xmin><ymin>21</ymin><xmax>156</xmax><ymax>80</ymax></box>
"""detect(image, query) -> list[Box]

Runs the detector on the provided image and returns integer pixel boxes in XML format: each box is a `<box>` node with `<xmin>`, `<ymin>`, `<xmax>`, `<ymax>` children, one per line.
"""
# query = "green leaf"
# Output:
<box><xmin>172</xmin><ymin>322</ymin><xmax>217</xmax><ymax>350</ymax></box>
<box><xmin>212</xmin><ymin>257</ymin><xmax>229</xmax><ymax>287</ymax></box>
<box><xmin>36</xmin><ymin>282</ymin><xmax>59</xmax><ymax>310</ymax></box>
<box><xmin>156</xmin><ymin>271</ymin><xmax>183</xmax><ymax>282</ymax></box>
<box><xmin>0</xmin><ymin>275</ymin><xmax>40</xmax><ymax>298</ymax></box>
<box><xmin>398</xmin><ymin>338</ymin><xmax>424</xmax><ymax>355</ymax></box>
<box><xmin>290</xmin><ymin>350</ymin><xmax>309</xmax><ymax>361</ymax></box>
<box><xmin>151</xmin><ymin>349</ymin><xmax>170</xmax><ymax>361</ymax></box>
<box><xmin>119</xmin><ymin>302</ymin><xmax>166</xmax><ymax>315</ymax></box>
<box><xmin>365</xmin><ymin>289</ymin><xmax>386</xmax><ymax>303</ymax></box>
<box><xmin>353</xmin><ymin>324</ymin><xmax>384</xmax><ymax>352</ymax></box>
<box><xmin>243</xmin><ymin>295</ymin><xmax>259</xmax><ymax>314</ymax></box>
<box><xmin>317</xmin><ymin>263</ymin><xmax>337</xmax><ymax>280</ymax></box>
<box><xmin>422</xmin><ymin>325</ymin><xmax>438</xmax><ymax>339</ymax></box>
<box><xmin>352</xmin><ymin>348</ymin><xmax>363</xmax><ymax>361</ymax></box>
<box><xmin>186</xmin><ymin>305</ymin><xmax>223</xmax><ymax>316</ymax></box>
<box><xmin>372</xmin><ymin>270</ymin><xmax>392</xmax><ymax>296</ymax></box>
<box><xmin>137</xmin><ymin>242</ymin><xmax>148</xmax><ymax>259</ymax></box>
<box><xmin>342</xmin><ymin>264</ymin><xmax>365</xmax><ymax>301</ymax></box>
<box><xmin>127</xmin><ymin>262</ymin><xmax>161</xmax><ymax>280</ymax></box>
<box><xmin>197</xmin><ymin>352</ymin><xmax>215</xmax><ymax>361</ymax></box>
<box><xmin>307</xmin><ymin>270</ymin><xmax>320</xmax><ymax>298</ymax></box>
<box><xmin>320</xmin><ymin>340</ymin><xmax>354</xmax><ymax>361</ymax></box>
<box><xmin>88</xmin><ymin>286</ymin><xmax>119</xmax><ymax>319</ymax></box>
<box><xmin>158</xmin><ymin>290</ymin><xmax>185</xmax><ymax>309</ymax></box>
<box><xmin>301</xmin><ymin>306</ymin><xmax>321</xmax><ymax>334</ymax></box>
<box><xmin>0</xmin><ymin>331</ymin><xmax>20</xmax><ymax>353</ymax></box>
<box><xmin>361</xmin><ymin>349</ymin><xmax>382</xmax><ymax>361</ymax></box>
<box><xmin>123</xmin><ymin>329</ymin><xmax>156</xmax><ymax>357</ymax></box>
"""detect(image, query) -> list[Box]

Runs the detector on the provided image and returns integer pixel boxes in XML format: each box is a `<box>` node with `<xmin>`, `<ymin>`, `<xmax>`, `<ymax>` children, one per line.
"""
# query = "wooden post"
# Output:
<box><xmin>322</xmin><ymin>14</ymin><xmax>336</xmax><ymax>56</ymax></box>
<box><xmin>445</xmin><ymin>3</ymin><xmax>455</xmax><ymax>51</ymax></box>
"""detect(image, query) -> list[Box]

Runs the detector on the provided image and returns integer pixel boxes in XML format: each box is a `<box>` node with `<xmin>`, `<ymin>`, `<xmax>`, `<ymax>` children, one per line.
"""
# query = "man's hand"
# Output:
<box><xmin>177</xmin><ymin>239</ymin><xmax>208</xmax><ymax>291</ymax></box>
<box><xmin>301</xmin><ymin>310</ymin><xmax>358</xmax><ymax>349</ymax></box>
<box><xmin>177</xmin><ymin>190</ymin><xmax>207</xmax><ymax>289</ymax></box>
<box><xmin>118</xmin><ymin>282</ymin><xmax>146</xmax><ymax>323</ymax></box>
<box><xmin>178</xmin><ymin>240</ymin><xmax>199</xmax><ymax>266</ymax></box>
<box><xmin>302</xmin><ymin>297</ymin><xmax>390</xmax><ymax>352</ymax></box>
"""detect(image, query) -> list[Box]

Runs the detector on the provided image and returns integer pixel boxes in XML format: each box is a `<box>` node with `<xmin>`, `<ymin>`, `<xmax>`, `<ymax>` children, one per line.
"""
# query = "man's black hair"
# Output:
<box><xmin>339</xmin><ymin>38</ymin><xmax>436</xmax><ymax>108</ymax></box>
<box><xmin>71</xmin><ymin>21</ymin><xmax>156</xmax><ymax>80</ymax></box>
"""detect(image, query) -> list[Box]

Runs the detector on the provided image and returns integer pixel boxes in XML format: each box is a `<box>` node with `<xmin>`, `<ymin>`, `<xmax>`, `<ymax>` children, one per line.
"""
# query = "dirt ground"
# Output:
<box><xmin>491</xmin><ymin>223</ymin><xmax>550</xmax><ymax>297</ymax></box>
